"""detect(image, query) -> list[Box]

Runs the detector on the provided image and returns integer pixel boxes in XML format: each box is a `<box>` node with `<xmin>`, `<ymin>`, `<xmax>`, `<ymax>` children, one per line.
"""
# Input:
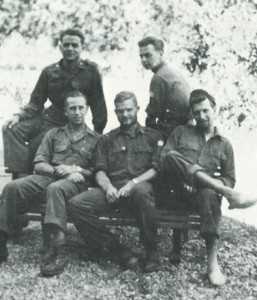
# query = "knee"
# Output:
<box><xmin>162</xmin><ymin>150</ymin><xmax>180</xmax><ymax>169</ymax></box>
<box><xmin>3</xmin><ymin>181</ymin><xmax>19</xmax><ymax>194</ymax></box>
<box><xmin>46</xmin><ymin>181</ymin><xmax>65</xmax><ymax>196</ymax></box>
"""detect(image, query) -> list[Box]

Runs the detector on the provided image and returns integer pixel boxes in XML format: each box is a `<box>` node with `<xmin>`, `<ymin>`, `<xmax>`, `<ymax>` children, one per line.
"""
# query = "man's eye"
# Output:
<box><xmin>63</xmin><ymin>43</ymin><xmax>79</xmax><ymax>48</ymax></box>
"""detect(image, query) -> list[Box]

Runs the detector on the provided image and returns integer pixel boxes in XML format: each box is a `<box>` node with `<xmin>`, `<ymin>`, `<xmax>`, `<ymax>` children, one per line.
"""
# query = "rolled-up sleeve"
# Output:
<box><xmin>219</xmin><ymin>141</ymin><xmax>236</xmax><ymax>188</ymax></box>
<box><xmin>94</xmin><ymin>136</ymin><xmax>109</xmax><ymax>173</ymax></box>
<box><xmin>33</xmin><ymin>129</ymin><xmax>54</xmax><ymax>164</ymax></box>
<box><xmin>150</xmin><ymin>131</ymin><xmax>164</xmax><ymax>172</ymax></box>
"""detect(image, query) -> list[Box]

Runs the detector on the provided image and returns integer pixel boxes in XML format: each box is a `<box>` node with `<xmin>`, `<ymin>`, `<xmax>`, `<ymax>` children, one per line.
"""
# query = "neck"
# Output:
<box><xmin>68</xmin><ymin>122</ymin><xmax>84</xmax><ymax>131</ymax></box>
<box><xmin>203</xmin><ymin>125</ymin><xmax>215</xmax><ymax>139</ymax></box>
<box><xmin>152</xmin><ymin>61</ymin><xmax>164</xmax><ymax>73</ymax></box>
<box><xmin>63</xmin><ymin>58</ymin><xmax>80</xmax><ymax>69</ymax></box>
<box><xmin>120</xmin><ymin>122</ymin><xmax>137</xmax><ymax>131</ymax></box>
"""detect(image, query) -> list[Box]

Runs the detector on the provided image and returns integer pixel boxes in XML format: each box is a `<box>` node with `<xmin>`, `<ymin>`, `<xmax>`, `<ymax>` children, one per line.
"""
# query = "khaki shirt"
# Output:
<box><xmin>161</xmin><ymin>124</ymin><xmax>235</xmax><ymax>187</ymax></box>
<box><xmin>34</xmin><ymin>125</ymin><xmax>99</xmax><ymax>170</ymax></box>
<box><xmin>95</xmin><ymin>123</ymin><xmax>164</xmax><ymax>189</ymax></box>
<box><xmin>22</xmin><ymin>59</ymin><xmax>107</xmax><ymax>133</ymax></box>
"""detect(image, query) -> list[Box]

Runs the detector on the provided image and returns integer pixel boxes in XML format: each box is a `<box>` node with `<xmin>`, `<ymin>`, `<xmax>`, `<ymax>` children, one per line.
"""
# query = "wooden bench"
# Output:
<box><xmin>22</xmin><ymin>207</ymin><xmax>201</xmax><ymax>231</ymax></box>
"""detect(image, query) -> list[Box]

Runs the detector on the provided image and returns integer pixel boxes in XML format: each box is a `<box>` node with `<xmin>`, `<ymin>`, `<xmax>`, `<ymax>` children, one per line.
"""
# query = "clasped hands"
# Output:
<box><xmin>106</xmin><ymin>180</ymin><xmax>136</xmax><ymax>204</ymax></box>
<box><xmin>54</xmin><ymin>164</ymin><xmax>84</xmax><ymax>183</ymax></box>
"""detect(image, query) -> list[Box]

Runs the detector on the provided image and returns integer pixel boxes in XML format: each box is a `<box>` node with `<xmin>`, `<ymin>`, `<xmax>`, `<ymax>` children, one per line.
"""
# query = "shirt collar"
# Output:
<box><xmin>59</xmin><ymin>59</ymin><xmax>84</xmax><ymax>71</ymax></box>
<box><xmin>63</xmin><ymin>124</ymin><xmax>91</xmax><ymax>142</ymax></box>
<box><xmin>117</xmin><ymin>123</ymin><xmax>144</xmax><ymax>138</ymax></box>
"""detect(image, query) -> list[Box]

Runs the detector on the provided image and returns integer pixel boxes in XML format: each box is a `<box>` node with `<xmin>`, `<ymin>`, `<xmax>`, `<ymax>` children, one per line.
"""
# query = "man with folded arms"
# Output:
<box><xmin>0</xmin><ymin>91</ymin><xmax>99</xmax><ymax>277</ymax></box>
<box><xmin>69</xmin><ymin>91</ymin><xmax>163</xmax><ymax>272</ymax></box>
<box><xmin>160</xmin><ymin>89</ymin><xmax>256</xmax><ymax>285</ymax></box>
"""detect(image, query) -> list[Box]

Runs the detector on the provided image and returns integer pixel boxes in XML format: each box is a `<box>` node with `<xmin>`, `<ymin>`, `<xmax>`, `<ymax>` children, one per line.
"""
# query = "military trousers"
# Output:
<box><xmin>69</xmin><ymin>182</ymin><xmax>158</xmax><ymax>253</ymax></box>
<box><xmin>161</xmin><ymin>151</ymin><xmax>222</xmax><ymax>238</ymax></box>
<box><xmin>0</xmin><ymin>174</ymin><xmax>88</xmax><ymax>235</ymax></box>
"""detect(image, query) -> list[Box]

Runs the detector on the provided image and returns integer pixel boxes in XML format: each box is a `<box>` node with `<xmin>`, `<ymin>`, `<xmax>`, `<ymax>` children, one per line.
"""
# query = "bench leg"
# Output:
<box><xmin>170</xmin><ymin>229</ymin><xmax>182</xmax><ymax>264</ymax></box>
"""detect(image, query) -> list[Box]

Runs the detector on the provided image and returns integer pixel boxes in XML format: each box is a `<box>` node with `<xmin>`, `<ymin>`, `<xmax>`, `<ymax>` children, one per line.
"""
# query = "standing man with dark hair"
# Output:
<box><xmin>3</xmin><ymin>28</ymin><xmax>107</xmax><ymax>178</ymax></box>
<box><xmin>160</xmin><ymin>89</ymin><xmax>256</xmax><ymax>286</ymax></box>
<box><xmin>138</xmin><ymin>36</ymin><xmax>191</xmax><ymax>139</ymax></box>
<box><xmin>0</xmin><ymin>91</ymin><xmax>99</xmax><ymax>276</ymax></box>
<box><xmin>69</xmin><ymin>91</ymin><xmax>164</xmax><ymax>272</ymax></box>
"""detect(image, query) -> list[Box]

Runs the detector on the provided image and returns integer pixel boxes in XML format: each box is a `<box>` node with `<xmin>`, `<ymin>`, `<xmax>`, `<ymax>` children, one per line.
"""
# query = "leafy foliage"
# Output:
<box><xmin>0</xmin><ymin>0</ymin><xmax>257</xmax><ymax>128</ymax></box>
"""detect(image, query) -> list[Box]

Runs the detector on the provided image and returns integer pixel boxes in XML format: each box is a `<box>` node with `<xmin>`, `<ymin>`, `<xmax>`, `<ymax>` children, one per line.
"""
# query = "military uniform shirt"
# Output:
<box><xmin>95</xmin><ymin>123</ymin><xmax>163</xmax><ymax>189</ymax></box>
<box><xmin>161</xmin><ymin>124</ymin><xmax>235</xmax><ymax>187</ymax></box>
<box><xmin>34</xmin><ymin>125</ymin><xmax>99</xmax><ymax>169</ymax></box>
<box><xmin>147</xmin><ymin>62</ymin><xmax>191</xmax><ymax>135</ymax></box>
<box><xmin>21</xmin><ymin>59</ymin><xmax>107</xmax><ymax>133</ymax></box>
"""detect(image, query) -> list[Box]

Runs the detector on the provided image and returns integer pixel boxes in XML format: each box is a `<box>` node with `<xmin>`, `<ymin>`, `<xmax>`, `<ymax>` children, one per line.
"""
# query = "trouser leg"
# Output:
<box><xmin>129</xmin><ymin>182</ymin><xmax>157</xmax><ymax>251</ymax></box>
<box><xmin>69</xmin><ymin>188</ymin><xmax>121</xmax><ymax>252</ymax></box>
<box><xmin>2</xmin><ymin>118</ymin><xmax>42</xmax><ymax>173</ymax></box>
<box><xmin>161</xmin><ymin>150</ymin><xmax>199</xmax><ymax>186</ymax></box>
<box><xmin>0</xmin><ymin>175</ymin><xmax>53</xmax><ymax>234</ymax></box>
<box><xmin>195</xmin><ymin>188</ymin><xmax>222</xmax><ymax>238</ymax></box>
<box><xmin>44</xmin><ymin>179</ymin><xmax>88</xmax><ymax>232</ymax></box>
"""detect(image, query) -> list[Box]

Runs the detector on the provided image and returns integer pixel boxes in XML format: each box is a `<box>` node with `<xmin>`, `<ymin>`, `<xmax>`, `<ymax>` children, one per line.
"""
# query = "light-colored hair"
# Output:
<box><xmin>114</xmin><ymin>91</ymin><xmax>138</xmax><ymax>106</ymax></box>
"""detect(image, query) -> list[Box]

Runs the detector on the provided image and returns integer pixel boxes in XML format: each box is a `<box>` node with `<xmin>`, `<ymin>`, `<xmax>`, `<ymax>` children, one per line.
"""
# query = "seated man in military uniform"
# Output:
<box><xmin>69</xmin><ymin>91</ymin><xmax>164</xmax><ymax>272</ymax></box>
<box><xmin>160</xmin><ymin>89</ymin><xmax>256</xmax><ymax>286</ymax></box>
<box><xmin>0</xmin><ymin>91</ymin><xmax>99</xmax><ymax>277</ymax></box>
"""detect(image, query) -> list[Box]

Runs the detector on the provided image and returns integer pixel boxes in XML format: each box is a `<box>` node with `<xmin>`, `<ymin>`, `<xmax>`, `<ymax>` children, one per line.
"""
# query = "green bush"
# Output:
<box><xmin>1</xmin><ymin>0</ymin><xmax>257</xmax><ymax>128</ymax></box>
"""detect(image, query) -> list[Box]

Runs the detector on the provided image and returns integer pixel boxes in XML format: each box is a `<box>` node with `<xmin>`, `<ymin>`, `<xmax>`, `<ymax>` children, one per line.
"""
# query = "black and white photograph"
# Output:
<box><xmin>0</xmin><ymin>0</ymin><xmax>257</xmax><ymax>299</ymax></box>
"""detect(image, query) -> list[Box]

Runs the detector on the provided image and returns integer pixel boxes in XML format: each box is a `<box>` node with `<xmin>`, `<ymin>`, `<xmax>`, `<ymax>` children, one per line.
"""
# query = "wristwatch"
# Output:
<box><xmin>132</xmin><ymin>178</ymin><xmax>139</xmax><ymax>185</ymax></box>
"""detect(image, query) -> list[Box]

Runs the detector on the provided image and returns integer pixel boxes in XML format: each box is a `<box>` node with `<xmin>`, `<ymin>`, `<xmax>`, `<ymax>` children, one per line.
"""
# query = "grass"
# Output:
<box><xmin>0</xmin><ymin>217</ymin><xmax>257</xmax><ymax>300</ymax></box>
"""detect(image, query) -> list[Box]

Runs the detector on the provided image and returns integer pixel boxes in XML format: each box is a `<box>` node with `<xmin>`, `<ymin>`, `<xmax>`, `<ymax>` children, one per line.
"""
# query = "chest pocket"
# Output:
<box><xmin>52</xmin><ymin>141</ymin><xmax>70</xmax><ymax>163</ymax></box>
<box><xmin>177</xmin><ymin>139</ymin><xmax>200</xmax><ymax>163</ymax></box>
<box><xmin>132</xmin><ymin>143</ymin><xmax>153</xmax><ymax>172</ymax></box>
<box><xmin>109</xmin><ymin>143</ymin><xmax>127</xmax><ymax>171</ymax></box>
<box><xmin>201</xmin><ymin>146</ymin><xmax>227</xmax><ymax>174</ymax></box>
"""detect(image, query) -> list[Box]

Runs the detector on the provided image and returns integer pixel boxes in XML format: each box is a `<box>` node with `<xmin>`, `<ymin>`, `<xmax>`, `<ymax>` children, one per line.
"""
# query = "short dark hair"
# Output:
<box><xmin>64</xmin><ymin>90</ymin><xmax>87</xmax><ymax>107</ymax></box>
<box><xmin>138</xmin><ymin>36</ymin><xmax>164</xmax><ymax>52</ymax></box>
<box><xmin>60</xmin><ymin>28</ymin><xmax>85</xmax><ymax>45</ymax></box>
<box><xmin>189</xmin><ymin>89</ymin><xmax>216</xmax><ymax>108</ymax></box>
<box><xmin>114</xmin><ymin>91</ymin><xmax>138</xmax><ymax>106</ymax></box>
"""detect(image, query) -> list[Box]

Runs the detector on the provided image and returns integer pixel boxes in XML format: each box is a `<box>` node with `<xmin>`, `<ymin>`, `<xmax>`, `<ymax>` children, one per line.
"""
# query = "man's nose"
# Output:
<box><xmin>199</xmin><ymin>111</ymin><xmax>205</xmax><ymax>119</ymax></box>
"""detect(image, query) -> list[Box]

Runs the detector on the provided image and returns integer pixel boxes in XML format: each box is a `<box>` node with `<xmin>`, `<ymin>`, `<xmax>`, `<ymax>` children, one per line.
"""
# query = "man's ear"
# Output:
<box><xmin>59</xmin><ymin>41</ymin><xmax>63</xmax><ymax>53</ymax></box>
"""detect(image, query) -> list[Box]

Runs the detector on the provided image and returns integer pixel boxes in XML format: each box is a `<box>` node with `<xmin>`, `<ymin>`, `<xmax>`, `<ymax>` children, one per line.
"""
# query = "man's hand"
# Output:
<box><xmin>106</xmin><ymin>184</ymin><xmax>119</xmax><ymax>204</ymax></box>
<box><xmin>3</xmin><ymin>114</ymin><xmax>20</xmax><ymax>129</ymax></box>
<box><xmin>66</xmin><ymin>172</ymin><xmax>85</xmax><ymax>183</ymax></box>
<box><xmin>118</xmin><ymin>180</ymin><xmax>136</xmax><ymax>198</ymax></box>
<box><xmin>54</xmin><ymin>165</ymin><xmax>77</xmax><ymax>177</ymax></box>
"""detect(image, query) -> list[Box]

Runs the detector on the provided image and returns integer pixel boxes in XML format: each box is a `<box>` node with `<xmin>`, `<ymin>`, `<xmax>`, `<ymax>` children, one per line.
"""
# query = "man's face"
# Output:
<box><xmin>191</xmin><ymin>99</ymin><xmax>216</xmax><ymax>132</ymax></box>
<box><xmin>115</xmin><ymin>98</ymin><xmax>139</xmax><ymax>128</ymax></box>
<box><xmin>59</xmin><ymin>35</ymin><xmax>83</xmax><ymax>62</ymax></box>
<box><xmin>139</xmin><ymin>44</ymin><xmax>163</xmax><ymax>70</ymax></box>
<box><xmin>64</xmin><ymin>96</ymin><xmax>88</xmax><ymax>126</ymax></box>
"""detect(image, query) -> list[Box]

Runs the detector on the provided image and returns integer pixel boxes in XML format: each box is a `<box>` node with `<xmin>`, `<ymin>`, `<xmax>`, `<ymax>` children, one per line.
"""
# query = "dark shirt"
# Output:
<box><xmin>95</xmin><ymin>123</ymin><xmax>164</xmax><ymax>189</ymax></box>
<box><xmin>21</xmin><ymin>59</ymin><xmax>107</xmax><ymax>133</ymax></box>
<box><xmin>146</xmin><ymin>62</ymin><xmax>191</xmax><ymax>137</ymax></box>
<box><xmin>34</xmin><ymin>124</ymin><xmax>99</xmax><ymax>170</ymax></box>
<box><xmin>161</xmin><ymin>124</ymin><xmax>235</xmax><ymax>187</ymax></box>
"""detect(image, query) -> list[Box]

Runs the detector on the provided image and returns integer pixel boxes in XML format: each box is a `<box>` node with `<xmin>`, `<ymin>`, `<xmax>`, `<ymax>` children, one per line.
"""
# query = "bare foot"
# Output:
<box><xmin>222</xmin><ymin>187</ymin><xmax>257</xmax><ymax>209</ymax></box>
<box><xmin>208</xmin><ymin>267</ymin><xmax>226</xmax><ymax>286</ymax></box>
